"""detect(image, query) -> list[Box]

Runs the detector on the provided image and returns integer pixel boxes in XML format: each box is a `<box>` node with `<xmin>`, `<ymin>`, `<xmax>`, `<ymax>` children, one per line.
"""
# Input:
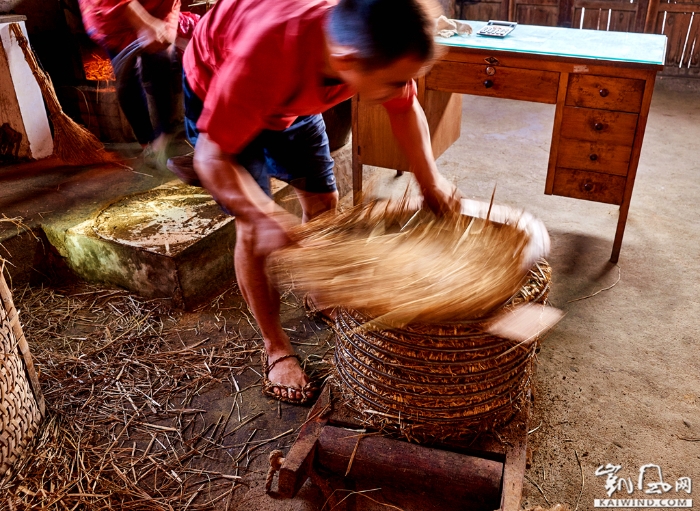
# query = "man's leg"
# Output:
<box><xmin>233</xmin><ymin>218</ymin><xmax>311</xmax><ymax>400</ymax></box>
<box><xmin>141</xmin><ymin>49</ymin><xmax>177</xmax><ymax>152</ymax></box>
<box><xmin>110</xmin><ymin>51</ymin><xmax>155</xmax><ymax>145</ymax></box>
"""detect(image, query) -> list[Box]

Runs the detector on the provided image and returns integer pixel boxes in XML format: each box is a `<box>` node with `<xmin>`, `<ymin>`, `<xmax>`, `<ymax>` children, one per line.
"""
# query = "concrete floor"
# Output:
<box><xmin>1</xmin><ymin>75</ymin><xmax>699</xmax><ymax>510</ymax></box>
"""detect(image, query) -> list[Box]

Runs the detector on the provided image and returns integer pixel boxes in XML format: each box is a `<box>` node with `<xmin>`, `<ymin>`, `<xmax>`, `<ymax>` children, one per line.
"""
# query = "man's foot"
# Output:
<box><xmin>262</xmin><ymin>351</ymin><xmax>319</xmax><ymax>405</ymax></box>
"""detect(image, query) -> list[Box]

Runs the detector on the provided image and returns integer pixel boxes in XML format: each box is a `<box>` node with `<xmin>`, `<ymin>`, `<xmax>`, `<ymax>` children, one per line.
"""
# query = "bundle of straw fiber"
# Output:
<box><xmin>269</xmin><ymin>196</ymin><xmax>549</xmax><ymax>329</ymax></box>
<box><xmin>9</xmin><ymin>23</ymin><xmax>114</xmax><ymax>166</ymax></box>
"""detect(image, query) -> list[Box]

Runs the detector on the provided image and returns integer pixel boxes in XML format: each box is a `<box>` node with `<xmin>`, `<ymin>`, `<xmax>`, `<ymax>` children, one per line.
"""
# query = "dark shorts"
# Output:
<box><xmin>183</xmin><ymin>73</ymin><xmax>337</xmax><ymax>198</ymax></box>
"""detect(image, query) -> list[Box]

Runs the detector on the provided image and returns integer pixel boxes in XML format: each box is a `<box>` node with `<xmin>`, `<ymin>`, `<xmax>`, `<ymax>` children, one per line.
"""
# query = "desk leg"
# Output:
<box><xmin>611</xmin><ymin>70</ymin><xmax>657</xmax><ymax>263</ymax></box>
<box><xmin>611</xmin><ymin>207</ymin><xmax>627</xmax><ymax>263</ymax></box>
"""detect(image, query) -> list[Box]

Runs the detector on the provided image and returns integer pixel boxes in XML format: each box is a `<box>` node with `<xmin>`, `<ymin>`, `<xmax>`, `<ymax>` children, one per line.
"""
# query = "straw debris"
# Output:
<box><xmin>0</xmin><ymin>283</ymin><xmax>268</xmax><ymax>510</ymax></box>
<box><xmin>269</xmin><ymin>198</ymin><xmax>532</xmax><ymax>329</ymax></box>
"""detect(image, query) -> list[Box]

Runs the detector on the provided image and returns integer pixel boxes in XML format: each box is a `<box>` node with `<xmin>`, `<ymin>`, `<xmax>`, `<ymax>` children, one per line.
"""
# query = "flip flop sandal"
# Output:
<box><xmin>261</xmin><ymin>351</ymin><xmax>320</xmax><ymax>405</ymax></box>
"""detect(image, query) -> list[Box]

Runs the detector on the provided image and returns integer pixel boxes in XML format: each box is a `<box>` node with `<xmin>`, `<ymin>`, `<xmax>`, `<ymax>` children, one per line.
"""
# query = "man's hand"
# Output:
<box><xmin>193</xmin><ymin>133</ymin><xmax>300</xmax><ymax>258</ymax></box>
<box><xmin>246</xmin><ymin>211</ymin><xmax>298</xmax><ymax>259</ymax></box>
<box><xmin>125</xmin><ymin>0</ymin><xmax>176</xmax><ymax>53</ymax></box>
<box><xmin>420</xmin><ymin>173</ymin><xmax>463</xmax><ymax>217</ymax></box>
<box><xmin>137</xmin><ymin>19</ymin><xmax>173</xmax><ymax>52</ymax></box>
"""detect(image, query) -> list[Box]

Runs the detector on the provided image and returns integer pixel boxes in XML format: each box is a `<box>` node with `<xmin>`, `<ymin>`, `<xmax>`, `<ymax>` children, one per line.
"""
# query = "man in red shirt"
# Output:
<box><xmin>79</xmin><ymin>0</ymin><xmax>180</xmax><ymax>165</ymax></box>
<box><xmin>176</xmin><ymin>0</ymin><xmax>461</xmax><ymax>404</ymax></box>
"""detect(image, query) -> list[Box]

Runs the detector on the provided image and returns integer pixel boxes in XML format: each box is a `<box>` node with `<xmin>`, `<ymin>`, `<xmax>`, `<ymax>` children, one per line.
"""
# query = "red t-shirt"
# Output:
<box><xmin>183</xmin><ymin>0</ymin><xmax>416</xmax><ymax>155</ymax></box>
<box><xmin>79</xmin><ymin>0</ymin><xmax>180</xmax><ymax>53</ymax></box>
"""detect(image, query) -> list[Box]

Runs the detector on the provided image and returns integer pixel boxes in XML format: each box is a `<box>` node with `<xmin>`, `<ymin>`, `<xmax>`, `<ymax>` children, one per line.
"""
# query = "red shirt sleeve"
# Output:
<box><xmin>197</xmin><ymin>36</ymin><xmax>292</xmax><ymax>154</ymax></box>
<box><xmin>381</xmin><ymin>79</ymin><xmax>417</xmax><ymax>114</ymax></box>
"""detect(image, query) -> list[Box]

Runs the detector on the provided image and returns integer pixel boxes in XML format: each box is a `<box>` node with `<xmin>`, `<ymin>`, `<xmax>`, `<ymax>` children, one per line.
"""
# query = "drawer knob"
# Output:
<box><xmin>583</xmin><ymin>181</ymin><xmax>594</xmax><ymax>192</ymax></box>
<box><xmin>589</xmin><ymin>153</ymin><xmax>598</xmax><ymax>161</ymax></box>
<box><xmin>484</xmin><ymin>79</ymin><xmax>494</xmax><ymax>89</ymax></box>
<box><xmin>594</xmin><ymin>122</ymin><xmax>604</xmax><ymax>131</ymax></box>
<box><xmin>599</xmin><ymin>88</ymin><xmax>609</xmax><ymax>97</ymax></box>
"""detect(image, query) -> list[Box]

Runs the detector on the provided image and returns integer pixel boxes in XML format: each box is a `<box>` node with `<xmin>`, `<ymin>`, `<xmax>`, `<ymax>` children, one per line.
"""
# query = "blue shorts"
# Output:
<box><xmin>183</xmin><ymin>74</ymin><xmax>337</xmax><ymax>198</ymax></box>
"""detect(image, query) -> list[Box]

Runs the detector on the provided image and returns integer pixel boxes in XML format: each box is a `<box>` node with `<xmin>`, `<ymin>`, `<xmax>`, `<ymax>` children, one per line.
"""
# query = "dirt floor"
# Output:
<box><xmin>1</xmin><ymin>75</ymin><xmax>699</xmax><ymax>510</ymax></box>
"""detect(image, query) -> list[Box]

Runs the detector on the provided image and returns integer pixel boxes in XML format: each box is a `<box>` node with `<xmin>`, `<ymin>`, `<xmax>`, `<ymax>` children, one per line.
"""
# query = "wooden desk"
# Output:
<box><xmin>352</xmin><ymin>23</ymin><xmax>667</xmax><ymax>262</ymax></box>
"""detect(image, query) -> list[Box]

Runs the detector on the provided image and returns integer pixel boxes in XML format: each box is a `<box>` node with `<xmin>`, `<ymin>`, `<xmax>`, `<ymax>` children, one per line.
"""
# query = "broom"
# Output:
<box><xmin>9</xmin><ymin>23</ymin><xmax>115</xmax><ymax>166</ymax></box>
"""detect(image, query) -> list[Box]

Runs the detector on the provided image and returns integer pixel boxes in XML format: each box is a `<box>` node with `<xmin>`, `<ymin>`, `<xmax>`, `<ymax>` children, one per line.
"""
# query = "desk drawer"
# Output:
<box><xmin>426</xmin><ymin>61</ymin><xmax>559</xmax><ymax>104</ymax></box>
<box><xmin>552</xmin><ymin>168</ymin><xmax>626</xmax><ymax>205</ymax></box>
<box><xmin>560</xmin><ymin>106</ymin><xmax>638</xmax><ymax>146</ymax></box>
<box><xmin>566</xmin><ymin>74</ymin><xmax>645</xmax><ymax>113</ymax></box>
<box><xmin>557</xmin><ymin>138</ymin><xmax>632</xmax><ymax>176</ymax></box>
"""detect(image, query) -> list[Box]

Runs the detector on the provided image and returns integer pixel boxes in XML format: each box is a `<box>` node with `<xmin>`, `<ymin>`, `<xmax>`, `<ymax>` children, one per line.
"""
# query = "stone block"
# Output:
<box><xmin>43</xmin><ymin>182</ymin><xmax>237</xmax><ymax>309</ymax></box>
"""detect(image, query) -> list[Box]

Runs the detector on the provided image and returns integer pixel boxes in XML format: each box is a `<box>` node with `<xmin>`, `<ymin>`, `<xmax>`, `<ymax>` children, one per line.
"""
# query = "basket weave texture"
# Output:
<box><xmin>0</xmin><ymin>272</ymin><xmax>44</xmax><ymax>479</ymax></box>
<box><xmin>332</xmin><ymin>261</ymin><xmax>551</xmax><ymax>443</ymax></box>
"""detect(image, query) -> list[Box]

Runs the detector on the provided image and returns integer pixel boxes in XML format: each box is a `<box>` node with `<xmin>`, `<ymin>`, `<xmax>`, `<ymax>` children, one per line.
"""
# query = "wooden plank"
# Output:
<box><xmin>685</xmin><ymin>10</ymin><xmax>700</xmax><ymax>67</ymax></box>
<box><xmin>316</xmin><ymin>425</ymin><xmax>503</xmax><ymax>510</ymax></box>
<box><xmin>515</xmin><ymin>4</ymin><xmax>560</xmax><ymax>26</ymax></box>
<box><xmin>645</xmin><ymin>0</ymin><xmax>661</xmax><ymax>32</ymax></box>
<box><xmin>657</xmin><ymin>3</ymin><xmax>700</xmax><ymax>13</ymax></box>
<box><xmin>460</xmin><ymin>2</ymin><xmax>503</xmax><ymax>22</ymax></box>
<box><xmin>611</xmin><ymin>69</ymin><xmax>657</xmax><ymax>263</ymax></box>
<box><xmin>552</xmin><ymin>167</ymin><xmax>627</xmax><ymax>204</ymax></box>
<box><xmin>560</xmin><ymin>106</ymin><xmax>639</xmax><ymax>145</ymax></box>
<box><xmin>545</xmin><ymin>72</ymin><xmax>569</xmax><ymax>195</ymax></box>
<box><xmin>277</xmin><ymin>385</ymin><xmax>331</xmax><ymax>498</ymax></box>
<box><xmin>499</xmin><ymin>393</ymin><xmax>531</xmax><ymax>511</ymax></box>
<box><xmin>573</xmin><ymin>0</ymin><xmax>636</xmax><ymax>12</ymax></box>
<box><xmin>609</xmin><ymin>9</ymin><xmax>637</xmax><ymax>32</ymax></box>
<box><xmin>664</xmin><ymin>12</ymin><xmax>694</xmax><ymax>67</ymax></box>
<box><xmin>566</xmin><ymin>74</ymin><xmax>645</xmax><ymax>113</ymax></box>
<box><xmin>427</xmin><ymin>60</ymin><xmax>559</xmax><ymax>103</ymax></box>
<box><xmin>557</xmin><ymin>137</ymin><xmax>633</xmax><ymax>175</ymax></box>
<box><xmin>582</xmin><ymin>7</ymin><xmax>603</xmax><ymax>30</ymax></box>
<box><xmin>636</xmin><ymin>0</ymin><xmax>650</xmax><ymax>32</ymax></box>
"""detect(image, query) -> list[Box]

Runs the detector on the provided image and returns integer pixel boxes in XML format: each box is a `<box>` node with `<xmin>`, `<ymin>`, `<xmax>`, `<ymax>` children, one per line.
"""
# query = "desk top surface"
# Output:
<box><xmin>437</xmin><ymin>21</ymin><xmax>667</xmax><ymax>66</ymax></box>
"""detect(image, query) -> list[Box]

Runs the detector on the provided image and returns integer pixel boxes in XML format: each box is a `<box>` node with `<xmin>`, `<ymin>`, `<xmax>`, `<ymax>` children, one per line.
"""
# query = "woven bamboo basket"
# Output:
<box><xmin>332</xmin><ymin>261</ymin><xmax>551</xmax><ymax>443</ymax></box>
<box><xmin>0</xmin><ymin>270</ymin><xmax>45</xmax><ymax>479</ymax></box>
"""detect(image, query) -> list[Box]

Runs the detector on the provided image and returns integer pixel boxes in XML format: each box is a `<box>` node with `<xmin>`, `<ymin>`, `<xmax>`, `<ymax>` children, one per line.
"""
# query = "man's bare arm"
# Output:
<box><xmin>387</xmin><ymin>97</ymin><xmax>462</xmax><ymax>215</ymax></box>
<box><xmin>193</xmin><ymin>133</ymin><xmax>297</xmax><ymax>255</ymax></box>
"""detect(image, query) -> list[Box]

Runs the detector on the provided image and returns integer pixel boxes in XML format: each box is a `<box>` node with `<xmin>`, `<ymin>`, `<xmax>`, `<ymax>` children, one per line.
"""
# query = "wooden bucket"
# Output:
<box><xmin>0</xmin><ymin>270</ymin><xmax>44</xmax><ymax>479</ymax></box>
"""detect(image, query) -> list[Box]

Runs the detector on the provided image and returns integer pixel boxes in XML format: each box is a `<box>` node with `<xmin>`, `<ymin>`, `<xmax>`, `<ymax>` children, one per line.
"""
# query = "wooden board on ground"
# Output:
<box><xmin>272</xmin><ymin>383</ymin><xmax>532</xmax><ymax>511</ymax></box>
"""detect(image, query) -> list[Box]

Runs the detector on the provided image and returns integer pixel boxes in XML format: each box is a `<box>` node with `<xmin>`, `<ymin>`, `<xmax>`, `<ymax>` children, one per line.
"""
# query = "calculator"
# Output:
<box><xmin>477</xmin><ymin>21</ymin><xmax>517</xmax><ymax>38</ymax></box>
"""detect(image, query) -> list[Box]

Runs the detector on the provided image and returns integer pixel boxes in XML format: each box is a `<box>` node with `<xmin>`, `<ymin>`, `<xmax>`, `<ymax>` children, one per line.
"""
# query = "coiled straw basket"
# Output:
<box><xmin>0</xmin><ymin>271</ymin><xmax>45</xmax><ymax>479</ymax></box>
<box><xmin>330</xmin><ymin>200</ymin><xmax>553</xmax><ymax>443</ymax></box>
<box><xmin>333</xmin><ymin>261</ymin><xmax>551</xmax><ymax>443</ymax></box>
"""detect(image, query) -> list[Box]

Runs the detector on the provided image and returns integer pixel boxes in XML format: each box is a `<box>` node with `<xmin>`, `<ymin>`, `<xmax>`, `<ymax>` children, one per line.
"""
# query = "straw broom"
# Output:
<box><xmin>9</xmin><ymin>23</ymin><xmax>115</xmax><ymax>166</ymax></box>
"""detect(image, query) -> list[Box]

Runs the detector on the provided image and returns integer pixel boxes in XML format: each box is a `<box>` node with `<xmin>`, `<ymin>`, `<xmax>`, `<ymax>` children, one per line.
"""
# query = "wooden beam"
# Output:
<box><xmin>317</xmin><ymin>425</ymin><xmax>503</xmax><ymax>509</ymax></box>
<box><xmin>645</xmin><ymin>0</ymin><xmax>661</xmax><ymax>32</ymax></box>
